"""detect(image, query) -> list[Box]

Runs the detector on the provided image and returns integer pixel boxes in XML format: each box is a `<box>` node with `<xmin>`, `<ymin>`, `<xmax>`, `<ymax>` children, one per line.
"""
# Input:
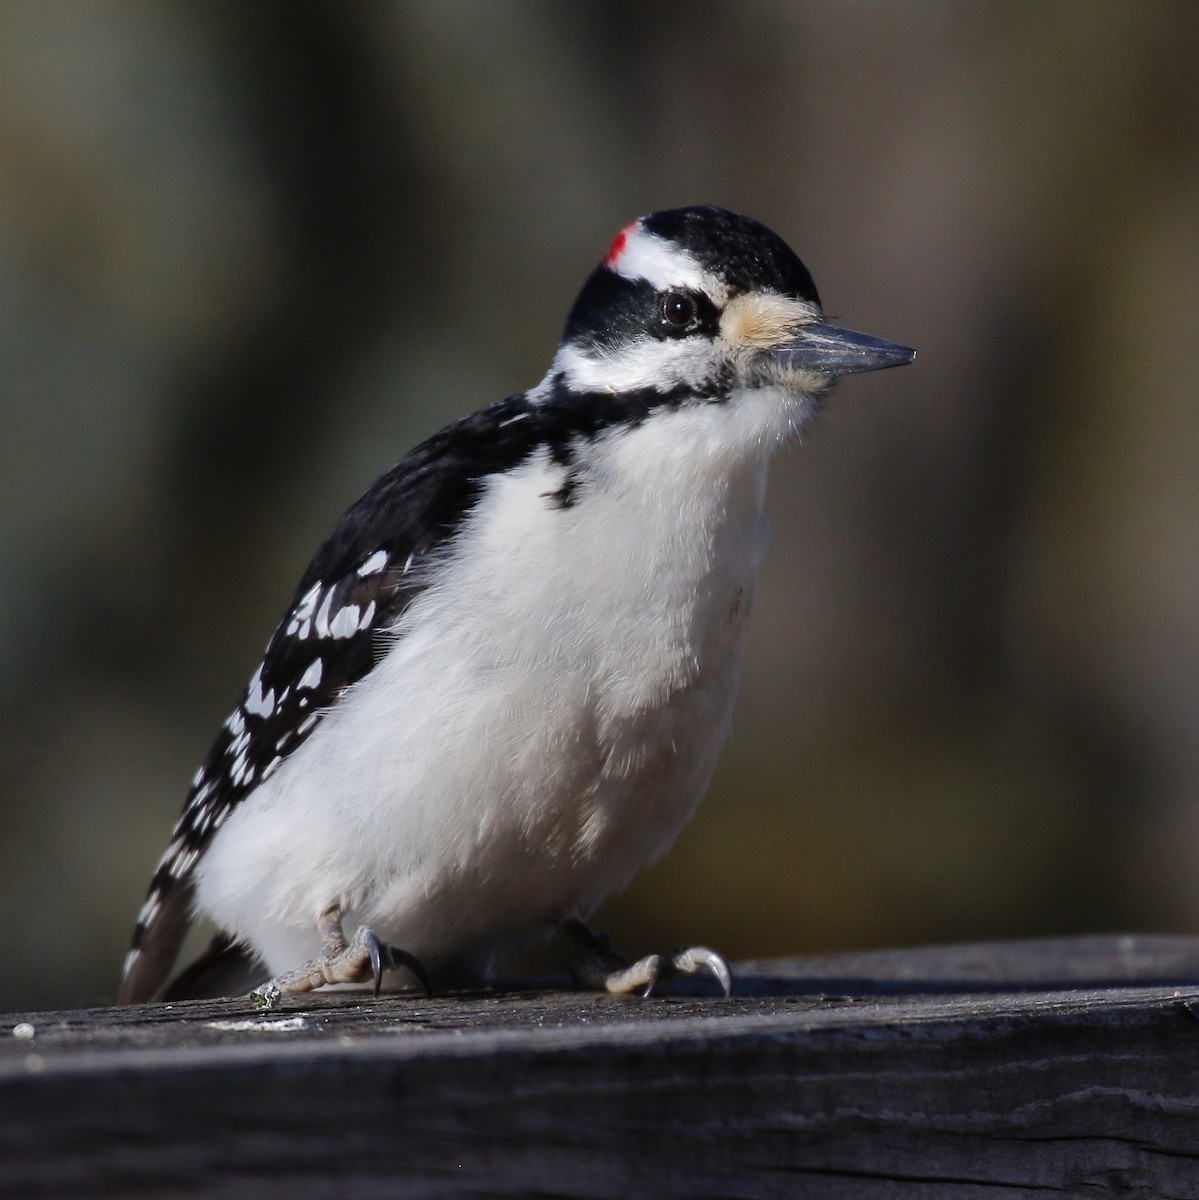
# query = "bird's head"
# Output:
<box><xmin>551</xmin><ymin>206</ymin><xmax>913</xmax><ymax>403</ymax></box>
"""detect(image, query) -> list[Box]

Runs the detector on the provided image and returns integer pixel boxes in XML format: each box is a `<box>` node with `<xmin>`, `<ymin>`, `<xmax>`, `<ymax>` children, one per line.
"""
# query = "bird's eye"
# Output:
<box><xmin>661</xmin><ymin>292</ymin><xmax>697</xmax><ymax>328</ymax></box>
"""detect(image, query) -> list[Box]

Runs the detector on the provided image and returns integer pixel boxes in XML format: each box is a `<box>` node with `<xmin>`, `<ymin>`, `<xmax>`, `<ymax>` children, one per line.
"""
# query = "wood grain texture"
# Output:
<box><xmin>4</xmin><ymin>936</ymin><xmax>1199</xmax><ymax>1198</ymax></box>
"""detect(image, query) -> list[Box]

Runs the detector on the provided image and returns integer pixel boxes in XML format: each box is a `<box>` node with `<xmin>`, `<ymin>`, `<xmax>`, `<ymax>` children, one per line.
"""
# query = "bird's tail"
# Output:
<box><xmin>115</xmin><ymin>840</ymin><xmax>196</xmax><ymax>1004</ymax></box>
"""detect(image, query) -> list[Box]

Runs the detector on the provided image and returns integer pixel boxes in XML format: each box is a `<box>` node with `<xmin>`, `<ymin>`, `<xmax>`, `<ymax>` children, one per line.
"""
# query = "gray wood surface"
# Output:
<box><xmin>4</xmin><ymin>935</ymin><xmax>1199</xmax><ymax>1198</ymax></box>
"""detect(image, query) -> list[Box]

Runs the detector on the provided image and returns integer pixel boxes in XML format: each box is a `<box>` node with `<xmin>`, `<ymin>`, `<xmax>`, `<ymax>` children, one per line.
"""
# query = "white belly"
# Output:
<box><xmin>195</xmin><ymin>393</ymin><xmax>788</xmax><ymax>979</ymax></box>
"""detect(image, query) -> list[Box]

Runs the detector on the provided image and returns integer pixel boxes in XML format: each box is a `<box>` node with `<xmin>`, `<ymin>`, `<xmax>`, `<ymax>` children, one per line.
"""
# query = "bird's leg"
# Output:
<box><xmin>250</xmin><ymin>906</ymin><xmax>431</xmax><ymax>1008</ymax></box>
<box><xmin>562</xmin><ymin>917</ymin><xmax>732</xmax><ymax>998</ymax></box>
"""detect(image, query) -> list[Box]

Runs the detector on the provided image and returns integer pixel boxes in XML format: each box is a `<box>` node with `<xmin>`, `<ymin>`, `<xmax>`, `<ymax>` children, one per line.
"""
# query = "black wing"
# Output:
<box><xmin>118</xmin><ymin>390</ymin><xmax>558</xmax><ymax>1002</ymax></box>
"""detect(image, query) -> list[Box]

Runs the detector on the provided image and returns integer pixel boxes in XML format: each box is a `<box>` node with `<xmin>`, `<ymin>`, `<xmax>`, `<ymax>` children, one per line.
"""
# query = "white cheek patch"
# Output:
<box><xmin>552</xmin><ymin>339</ymin><xmax>720</xmax><ymax>395</ymax></box>
<box><xmin>609</xmin><ymin>227</ymin><xmax>724</xmax><ymax>301</ymax></box>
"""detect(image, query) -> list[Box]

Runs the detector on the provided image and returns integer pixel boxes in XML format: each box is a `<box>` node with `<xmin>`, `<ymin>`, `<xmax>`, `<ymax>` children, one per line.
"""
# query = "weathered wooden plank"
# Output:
<box><xmin>4</xmin><ymin>936</ymin><xmax>1199</xmax><ymax>1198</ymax></box>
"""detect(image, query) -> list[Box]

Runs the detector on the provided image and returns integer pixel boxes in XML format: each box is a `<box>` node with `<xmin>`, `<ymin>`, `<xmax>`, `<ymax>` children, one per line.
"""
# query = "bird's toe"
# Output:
<box><xmin>563</xmin><ymin>918</ymin><xmax>732</xmax><ymax>997</ymax></box>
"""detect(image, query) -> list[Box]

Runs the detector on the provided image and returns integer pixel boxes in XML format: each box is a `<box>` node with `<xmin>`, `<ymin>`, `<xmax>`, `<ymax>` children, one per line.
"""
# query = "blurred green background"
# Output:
<box><xmin>1</xmin><ymin>1</ymin><xmax>1196</xmax><ymax>1013</ymax></box>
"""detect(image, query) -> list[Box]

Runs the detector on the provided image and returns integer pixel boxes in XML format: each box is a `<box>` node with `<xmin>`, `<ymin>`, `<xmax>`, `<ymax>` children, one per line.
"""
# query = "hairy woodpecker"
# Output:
<box><xmin>117</xmin><ymin>206</ymin><xmax>914</xmax><ymax>1006</ymax></box>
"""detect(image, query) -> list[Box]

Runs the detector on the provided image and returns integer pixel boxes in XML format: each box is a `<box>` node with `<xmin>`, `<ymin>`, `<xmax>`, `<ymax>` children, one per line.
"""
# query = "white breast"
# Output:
<box><xmin>194</xmin><ymin>385</ymin><xmax>803</xmax><ymax>978</ymax></box>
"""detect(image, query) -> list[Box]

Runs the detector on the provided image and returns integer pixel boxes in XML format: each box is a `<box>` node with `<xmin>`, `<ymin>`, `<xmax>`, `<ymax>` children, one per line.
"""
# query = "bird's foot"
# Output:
<box><xmin>250</xmin><ymin>912</ymin><xmax>431</xmax><ymax>1008</ymax></box>
<box><xmin>563</xmin><ymin>918</ymin><xmax>732</xmax><ymax>998</ymax></box>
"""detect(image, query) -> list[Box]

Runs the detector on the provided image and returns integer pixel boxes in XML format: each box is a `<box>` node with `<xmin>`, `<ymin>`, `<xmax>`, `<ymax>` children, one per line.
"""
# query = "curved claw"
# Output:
<box><xmin>366</xmin><ymin>930</ymin><xmax>385</xmax><ymax>996</ymax></box>
<box><xmin>669</xmin><ymin>946</ymin><xmax>733</xmax><ymax>998</ymax></box>
<box><xmin>564</xmin><ymin>918</ymin><xmax>734</xmax><ymax>997</ymax></box>
<box><xmin>362</xmin><ymin>929</ymin><xmax>433</xmax><ymax>997</ymax></box>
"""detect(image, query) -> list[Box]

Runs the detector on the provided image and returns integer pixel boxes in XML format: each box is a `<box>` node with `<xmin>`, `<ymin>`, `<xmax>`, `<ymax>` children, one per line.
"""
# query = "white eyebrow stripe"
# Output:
<box><xmin>611</xmin><ymin>229</ymin><xmax>715</xmax><ymax>296</ymax></box>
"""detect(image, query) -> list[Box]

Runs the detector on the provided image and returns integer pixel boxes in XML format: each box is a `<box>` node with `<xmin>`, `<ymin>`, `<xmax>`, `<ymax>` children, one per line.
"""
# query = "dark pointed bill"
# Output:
<box><xmin>774</xmin><ymin>323</ymin><xmax>916</xmax><ymax>376</ymax></box>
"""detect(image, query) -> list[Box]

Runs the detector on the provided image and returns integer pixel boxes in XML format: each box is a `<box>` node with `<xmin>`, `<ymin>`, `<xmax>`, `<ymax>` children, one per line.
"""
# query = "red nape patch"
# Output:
<box><xmin>603</xmin><ymin>223</ymin><xmax>634</xmax><ymax>268</ymax></box>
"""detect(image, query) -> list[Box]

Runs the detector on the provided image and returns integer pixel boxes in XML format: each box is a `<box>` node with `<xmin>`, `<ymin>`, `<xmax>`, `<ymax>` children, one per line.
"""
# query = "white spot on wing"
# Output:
<box><xmin>188</xmin><ymin>781</ymin><xmax>214</xmax><ymax>810</ymax></box>
<box><xmin>329</xmin><ymin>605</ymin><xmax>359</xmax><ymax>638</ymax></box>
<box><xmin>137</xmin><ymin>891</ymin><xmax>162</xmax><ymax>928</ymax></box>
<box><xmin>358</xmin><ymin>550</ymin><xmax>388</xmax><ymax>577</ymax></box>
<box><xmin>314</xmin><ymin>588</ymin><xmax>335</xmax><ymax>638</ymax></box>
<box><xmin>244</xmin><ymin>668</ymin><xmax>275</xmax><ymax>718</ymax></box>
<box><xmin>286</xmin><ymin>584</ymin><xmax>322</xmax><ymax>637</ymax></box>
<box><xmin>299</xmin><ymin>659</ymin><xmax>323</xmax><ymax>690</ymax></box>
<box><xmin>171</xmin><ymin>847</ymin><xmax>199</xmax><ymax>878</ymax></box>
